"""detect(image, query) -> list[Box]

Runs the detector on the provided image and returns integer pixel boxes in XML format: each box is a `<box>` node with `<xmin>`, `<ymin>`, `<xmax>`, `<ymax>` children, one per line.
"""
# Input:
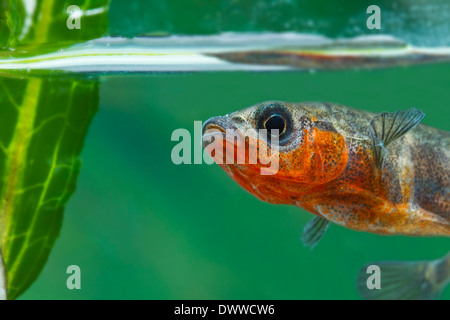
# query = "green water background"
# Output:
<box><xmin>20</xmin><ymin>65</ymin><xmax>450</xmax><ymax>300</ymax></box>
<box><xmin>18</xmin><ymin>0</ymin><xmax>450</xmax><ymax>299</ymax></box>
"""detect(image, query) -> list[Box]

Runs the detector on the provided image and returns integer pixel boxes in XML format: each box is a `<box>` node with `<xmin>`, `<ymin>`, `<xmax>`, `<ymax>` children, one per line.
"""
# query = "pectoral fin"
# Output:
<box><xmin>369</xmin><ymin>108</ymin><xmax>425</xmax><ymax>167</ymax></box>
<box><xmin>301</xmin><ymin>216</ymin><xmax>329</xmax><ymax>249</ymax></box>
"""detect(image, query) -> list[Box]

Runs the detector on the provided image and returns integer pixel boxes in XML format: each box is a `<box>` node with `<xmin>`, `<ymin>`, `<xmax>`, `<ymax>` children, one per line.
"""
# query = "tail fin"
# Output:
<box><xmin>357</xmin><ymin>254</ymin><xmax>450</xmax><ymax>300</ymax></box>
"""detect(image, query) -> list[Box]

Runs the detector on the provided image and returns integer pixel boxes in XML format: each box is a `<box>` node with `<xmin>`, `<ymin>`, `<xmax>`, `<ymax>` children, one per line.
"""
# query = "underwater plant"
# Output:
<box><xmin>0</xmin><ymin>0</ymin><xmax>109</xmax><ymax>299</ymax></box>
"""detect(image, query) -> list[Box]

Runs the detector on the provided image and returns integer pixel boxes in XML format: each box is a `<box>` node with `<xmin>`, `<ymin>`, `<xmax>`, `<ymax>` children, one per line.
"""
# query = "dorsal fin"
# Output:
<box><xmin>369</xmin><ymin>108</ymin><xmax>425</xmax><ymax>167</ymax></box>
<box><xmin>301</xmin><ymin>216</ymin><xmax>329</xmax><ymax>249</ymax></box>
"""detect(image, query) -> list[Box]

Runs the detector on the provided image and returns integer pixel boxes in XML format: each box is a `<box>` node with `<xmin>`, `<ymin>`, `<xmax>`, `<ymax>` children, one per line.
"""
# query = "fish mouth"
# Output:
<box><xmin>202</xmin><ymin>116</ymin><xmax>231</xmax><ymax>133</ymax></box>
<box><xmin>202</xmin><ymin>116</ymin><xmax>238</xmax><ymax>149</ymax></box>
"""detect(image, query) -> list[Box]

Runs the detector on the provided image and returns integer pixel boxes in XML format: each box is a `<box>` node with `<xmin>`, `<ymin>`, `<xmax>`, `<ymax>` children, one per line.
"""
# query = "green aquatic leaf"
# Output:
<box><xmin>0</xmin><ymin>0</ymin><xmax>109</xmax><ymax>299</ymax></box>
<box><xmin>3</xmin><ymin>0</ymin><xmax>25</xmax><ymax>48</ymax></box>
<box><xmin>1</xmin><ymin>0</ymin><xmax>110</xmax><ymax>53</ymax></box>
<box><xmin>0</xmin><ymin>1</ymin><xmax>11</xmax><ymax>48</ymax></box>
<box><xmin>0</xmin><ymin>76</ymin><xmax>99</xmax><ymax>299</ymax></box>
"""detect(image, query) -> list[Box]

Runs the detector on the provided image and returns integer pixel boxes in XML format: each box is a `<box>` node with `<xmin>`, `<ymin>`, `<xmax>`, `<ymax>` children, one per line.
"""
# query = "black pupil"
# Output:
<box><xmin>265</xmin><ymin>114</ymin><xmax>285</xmax><ymax>135</ymax></box>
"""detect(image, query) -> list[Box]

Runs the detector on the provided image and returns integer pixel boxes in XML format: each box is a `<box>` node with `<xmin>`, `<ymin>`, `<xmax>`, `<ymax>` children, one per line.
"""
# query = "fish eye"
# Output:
<box><xmin>256</xmin><ymin>103</ymin><xmax>293</xmax><ymax>145</ymax></box>
<box><xmin>264</xmin><ymin>114</ymin><xmax>286</xmax><ymax>136</ymax></box>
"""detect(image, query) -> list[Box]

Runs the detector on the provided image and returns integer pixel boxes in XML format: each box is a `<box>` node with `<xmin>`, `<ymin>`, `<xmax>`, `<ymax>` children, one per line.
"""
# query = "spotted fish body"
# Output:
<box><xmin>203</xmin><ymin>101</ymin><xmax>450</xmax><ymax>237</ymax></box>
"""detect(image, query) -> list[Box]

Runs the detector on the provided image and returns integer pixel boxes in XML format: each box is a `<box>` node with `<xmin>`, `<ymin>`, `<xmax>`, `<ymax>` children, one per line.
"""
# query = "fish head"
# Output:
<box><xmin>202</xmin><ymin>101</ymin><xmax>348</xmax><ymax>204</ymax></box>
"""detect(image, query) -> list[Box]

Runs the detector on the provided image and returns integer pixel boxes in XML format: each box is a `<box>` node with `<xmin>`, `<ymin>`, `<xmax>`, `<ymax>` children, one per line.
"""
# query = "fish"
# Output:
<box><xmin>357</xmin><ymin>252</ymin><xmax>450</xmax><ymax>300</ymax></box>
<box><xmin>202</xmin><ymin>101</ymin><xmax>450</xmax><ymax>247</ymax></box>
<box><xmin>210</xmin><ymin>47</ymin><xmax>450</xmax><ymax>71</ymax></box>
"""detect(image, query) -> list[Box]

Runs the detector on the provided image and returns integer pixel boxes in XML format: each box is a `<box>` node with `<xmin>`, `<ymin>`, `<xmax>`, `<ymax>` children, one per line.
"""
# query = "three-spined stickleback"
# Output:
<box><xmin>202</xmin><ymin>101</ymin><xmax>450</xmax><ymax>247</ymax></box>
